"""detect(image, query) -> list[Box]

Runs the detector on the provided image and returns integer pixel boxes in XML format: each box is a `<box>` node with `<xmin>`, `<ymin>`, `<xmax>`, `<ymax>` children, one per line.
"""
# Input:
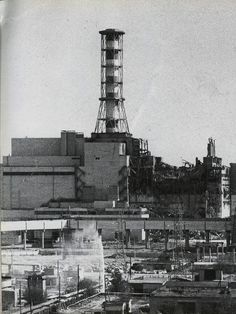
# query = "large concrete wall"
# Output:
<box><xmin>12</xmin><ymin>138</ymin><xmax>61</xmax><ymax>156</ymax></box>
<box><xmin>61</xmin><ymin>131</ymin><xmax>85</xmax><ymax>159</ymax></box>
<box><xmin>2</xmin><ymin>156</ymin><xmax>81</xmax><ymax>167</ymax></box>
<box><xmin>3</xmin><ymin>134</ymin><xmax>130</xmax><ymax>218</ymax></box>
<box><xmin>1</xmin><ymin>209</ymin><xmax>35</xmax><ymax>220</ymax></box>
<box><xmin>4</xmin><ymin>133</ymin><xmax>83</xmax><ymax>212</ymax></box>
<box><xmin>80</xmin><ymin>142</ymin><xmax>129</xmax><ymax>201</ymax></box>
<box><xmin>2</xmin><ymin>166</ymin><xmax>76</xmax><ymax>209</ymax></box>
<box><xmin>11</xmin><ymin>132</ymin><xmax>85</xmax><ymax>159</ymax></box>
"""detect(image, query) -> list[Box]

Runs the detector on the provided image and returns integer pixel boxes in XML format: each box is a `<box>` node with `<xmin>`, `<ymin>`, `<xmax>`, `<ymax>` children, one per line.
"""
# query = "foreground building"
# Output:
<box><xmin>150</xmin><ymin>280</ymin><xmax>236</xmax><ymax>314</ymax></box>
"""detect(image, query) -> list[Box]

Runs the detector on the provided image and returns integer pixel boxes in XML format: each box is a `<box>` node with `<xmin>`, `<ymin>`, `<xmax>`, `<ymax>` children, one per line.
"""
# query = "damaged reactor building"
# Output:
<box><xmin>1</xmin><ymin>29</ymin><xmax>234</xmax><ymax>221</ymax></box>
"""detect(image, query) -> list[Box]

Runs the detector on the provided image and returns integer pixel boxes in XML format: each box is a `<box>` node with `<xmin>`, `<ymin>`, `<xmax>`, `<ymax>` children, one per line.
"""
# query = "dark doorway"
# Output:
<box><xmin>178</xmin><ymin>302</ymin><xmax>196</xmax><ymax>314</ymax></box>
<box><xmin>205</xmin><ymin>269</ymin><xmax>216</xmax><ymax>280</ymax></box>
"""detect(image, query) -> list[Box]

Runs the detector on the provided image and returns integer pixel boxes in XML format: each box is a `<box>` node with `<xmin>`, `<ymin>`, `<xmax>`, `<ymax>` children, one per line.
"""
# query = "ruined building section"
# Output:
<box><xmin>129</xmin><ymin>138</ymin><xmax>230</xmax><ymax>219</ymax></box>
<box><xmin>203</xmin><ymin>138</ymin><xmax>230</xmax><ymax>218</ymax></box>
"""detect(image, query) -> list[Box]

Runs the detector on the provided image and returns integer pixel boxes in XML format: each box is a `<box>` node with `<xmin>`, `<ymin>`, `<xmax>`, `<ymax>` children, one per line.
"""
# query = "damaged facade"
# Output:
<box><xmin>129</xmin><ymin>138</ymin><xmax>230</xmax><ymax>218</ymax></box>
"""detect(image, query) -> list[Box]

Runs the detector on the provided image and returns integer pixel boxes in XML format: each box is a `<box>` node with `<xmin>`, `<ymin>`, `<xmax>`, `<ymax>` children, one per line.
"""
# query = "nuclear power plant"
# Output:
<box><xmin>2</xmin><ymin>29</ymin><xmax>236</xmax><ymax>314</ymax></box>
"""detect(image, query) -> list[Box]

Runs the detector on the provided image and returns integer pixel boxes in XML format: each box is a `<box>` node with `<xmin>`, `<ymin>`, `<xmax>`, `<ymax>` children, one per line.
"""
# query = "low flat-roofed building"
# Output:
<box><xmin>128</xmin><ymin>276</ymin><xmax>167</xmax><ymax>293</ymax></box>
<box><xmin>150</xmin><ymin>280</ymin><xmax>236</xmax><ymax>314</ymax></box>
<box><xmin>193</xmin><ymin>262</ymin><xmax>223</xmax><ymax>281</ymax></box>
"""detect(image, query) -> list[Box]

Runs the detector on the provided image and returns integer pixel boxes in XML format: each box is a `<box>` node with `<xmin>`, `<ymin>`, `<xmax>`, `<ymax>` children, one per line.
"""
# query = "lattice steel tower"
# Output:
<box><xmin>95</xmin><ymin>29</ymin><xmax>130</xmax><ymax>134</ymax></box>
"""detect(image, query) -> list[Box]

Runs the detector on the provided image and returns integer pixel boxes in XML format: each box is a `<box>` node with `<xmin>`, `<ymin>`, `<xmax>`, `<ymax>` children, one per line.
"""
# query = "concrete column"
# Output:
<box><xmin>125</xmin><ymin>229</ymin><xmax>131</xmax><ymax>249</ymax></box>
<box><xmin>216</xmin><ymin>245</ymin><xmax>219</xmax><ymax>259</ymax></box>
<box><xmin>233</xmin><ymin>248</ymin><xmax>235</xmax><ymax>264</ymax></box>
<box><xmin>17</xmin><ymin>233</ymin><xmax>22</xmax><ymax>244</ymax></box>
<box><xmin>98</xmin><ymin>229</ymin><xmax>102</xmax><ymax>237</ymax></box>
<box><xmin>205</xmin><ymin>230</ymin><xmax>210</xmax><ymax>243</ymax></box>
<box><xmin>24</xmin><ymin>231</ymin><xmax>27</xmax><ymax>250</ymax></box>
<box><xmin>197</xmin><ymin>247</ymin><xmax>200</xmax><ymax>261</ymax></box>
<box><xmin>42</xmin><ymin>230</ymin><xmax>45</xmax><ymax>249</ymax></box>
<box><xmin>209</xmin><ymin>247</ymin><xmax>212</xmax><ymax>262</ymax></box>
<box><xmin>226</xmin><ymin>231</ymin><xmax>231</xmax><ymax>248</ymax></box>
<box><xmin>199</xmin><ymin>269</ymin><xmax>205</xmax><ymax>281</ymax></box>
<box><xmin>145</xmin><ymin>230</ymin><xmax>150</xmax><ymax>249</ymax></box>
<box><xmin>60</xmin><ymin>230</ymin><xmax>64</xmax><ymax>244</ymax></box>
<box><xmin>203</xmin><ymin>246</ymin><xmax>205</xmax><ymax>260</ymax></box>
<box><xmin>195</xmin><ymin>301</ymin><xmax>201</xmax><ymax>314</ymax></box>
<box><xmin>176</xmin><ymin>303</ymin><xmax>184</xmax><ymax>314</ymax></box>
<box><xmin>184</xmin><ymin>230</ymin><xmax>190</xmax><ymax>250</ymax></box>
<box><xmin>164</xmin><ymin>230</ymin><xmax>169</xmax><ymax>252</ymax></box>
<box><xmin>221</xmin><ymin>242</ymin><xmax>224</xmax><ymax>255</ymax></box>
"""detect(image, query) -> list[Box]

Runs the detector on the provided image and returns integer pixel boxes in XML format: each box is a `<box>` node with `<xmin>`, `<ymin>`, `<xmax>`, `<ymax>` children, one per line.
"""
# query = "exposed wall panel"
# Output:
<box><xmin>54</xmin><ymin>175</ymin><xmax>75</xmax><ymax>199</ymax></box>
<box><xmin>10</xmin><ymin>175</ymin><xmax>53</xmax><ymax>208</ymax></box>
<box><xmin>3</xmin><ymin>156</ymin><xmax>81</xmax><ymax>167</ymax></box>
<box><xmin>81</xmin><ymin>142</ymin><xmax>129</xmax><ymax>201</ymax></box>
<box><xmin>2</xmin><ymin>176</ymin><xmax>11</xmax><ymax>209</ymax></box>
<box><xmin>230</xmin><ymin>164</ymin><xmax>236</xmax><ymax>194</ymax></box>
<box><xmin>12</xmin><ymin>138</ymin><xmax>61</xmax><ymax>156</ymax></box>
<box><xmin>2</xmin><ymin>172</ymin><xmax>76</xmax><ymax>209</ymax></box>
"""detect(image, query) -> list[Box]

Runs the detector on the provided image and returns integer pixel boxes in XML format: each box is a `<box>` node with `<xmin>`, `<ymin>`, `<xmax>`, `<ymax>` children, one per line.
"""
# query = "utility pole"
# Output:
<box><xmin>57</xmin><ymin>260</ymin><xmax>61</xmax><ymax>302</ymax></box>
<box><xmin>19</xmin><ymin>281</ymin><xmax>22</xmax><ymax>314</ymax></box>
<box><xmin>104</xmin><ymin>276</ymin><xmax>110</xmax><ymax>302</ymax></box>
<box><xmin>104</xmin><ymin>275</ymin><xmax>107</xmax><ymax>302</ymax></box>
<box><xmin>99</xmin><ymin>260</ymin><xmax>101</xmax><ymax>291</ymax></box>
<box><xmin>133</xmin><ymin>234</ymin><xmax>136</xmax><ymax>258</ymax></box>
<box><xmin>58</xmin><ymin>275</ymin><xmax>61</xmax><ymax>302</ymax></box>
<box><xmin>27</xmin><ymin>277</ymin><xmax>32</xmax><ymax>314</ymax></box>
<box><xmin>129</xmin><ymin>256</ymin><xmax>132</xmax><ymax>279</ymax></box>
<box><xmin>0</xmin><ymin>164</ymin><xmax>2</xmax><ymax>314</ymax></box>
<box><xmin>77</xmin><ymin>265</ymin><xmax>80</xmax><ymax>293</ymax></box>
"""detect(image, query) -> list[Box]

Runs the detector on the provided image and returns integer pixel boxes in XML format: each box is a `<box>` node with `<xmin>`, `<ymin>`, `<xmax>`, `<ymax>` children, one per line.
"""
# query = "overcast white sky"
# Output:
<box><xmin>1</xmin><ymin>0</ymin><xmax>236</xmax><ymax>165</ymax></box>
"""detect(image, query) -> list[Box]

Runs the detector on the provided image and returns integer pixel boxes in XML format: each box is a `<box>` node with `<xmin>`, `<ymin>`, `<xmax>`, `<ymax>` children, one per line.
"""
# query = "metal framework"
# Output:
<box><xmin>95</xmin><ymin>29</ymin><xmax>129</xmax><ymax>134</ymax></box>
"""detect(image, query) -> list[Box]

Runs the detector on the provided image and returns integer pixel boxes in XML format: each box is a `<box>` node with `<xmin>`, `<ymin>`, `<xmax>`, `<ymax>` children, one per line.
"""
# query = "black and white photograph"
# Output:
<box><xmin>1</xmin><ymin>0</ymin><xmax>236</xmax><ymax>313</ymax></box>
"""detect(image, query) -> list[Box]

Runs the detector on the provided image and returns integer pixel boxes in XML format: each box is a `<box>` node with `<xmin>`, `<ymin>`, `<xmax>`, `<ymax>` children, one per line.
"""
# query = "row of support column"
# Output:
<box><xmin>23</xmin><ymin>230</ymin><xmax>46</xmax><ymax>249</ymax></box>
<box><xmin>21</xmin><ymin>229</ymin><xmax>64</xmax><ymax>250</ymax></box>
<box><xmin>97</xmin><ymin>228</ymin><xmax>233</xmax><ymax>252</ymax></box>
<box><xmin>124</xmin><ymin>229</ymin><xmax>170</xmax><ymax>250</ymax></box>
<box><xmin>98</xmin><ymin>228</ymin><xmax>195</xmax><ymax>250</ymax></box>
<box><xmin>124</xmin><ymin>229</ymin><xmax>169</xmax><ymax>250</ymax></box>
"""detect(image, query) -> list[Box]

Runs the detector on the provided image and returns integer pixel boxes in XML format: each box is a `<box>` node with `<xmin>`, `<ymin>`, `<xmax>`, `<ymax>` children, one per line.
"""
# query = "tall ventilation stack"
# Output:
<box><xmin>95</xmin><ymin>29</ymin><xmax>130</xmax><ymax>134</ymax></box>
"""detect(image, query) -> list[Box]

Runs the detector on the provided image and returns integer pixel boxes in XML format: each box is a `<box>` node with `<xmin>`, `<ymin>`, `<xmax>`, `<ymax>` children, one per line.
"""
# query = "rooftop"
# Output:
<box><xmin>151</xmin><ymin>280</ymin><xmax>236</xmax><ymax>299</ymax></box>
<box><xmin>99</xmin><ymin>28</ymin><xmax>125</xmax><ymax>35</ymax></box>
<box><xmin>165</xmin><ymin>280</ymin><xmax>228</xmax><ymax>289</ymax></box>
